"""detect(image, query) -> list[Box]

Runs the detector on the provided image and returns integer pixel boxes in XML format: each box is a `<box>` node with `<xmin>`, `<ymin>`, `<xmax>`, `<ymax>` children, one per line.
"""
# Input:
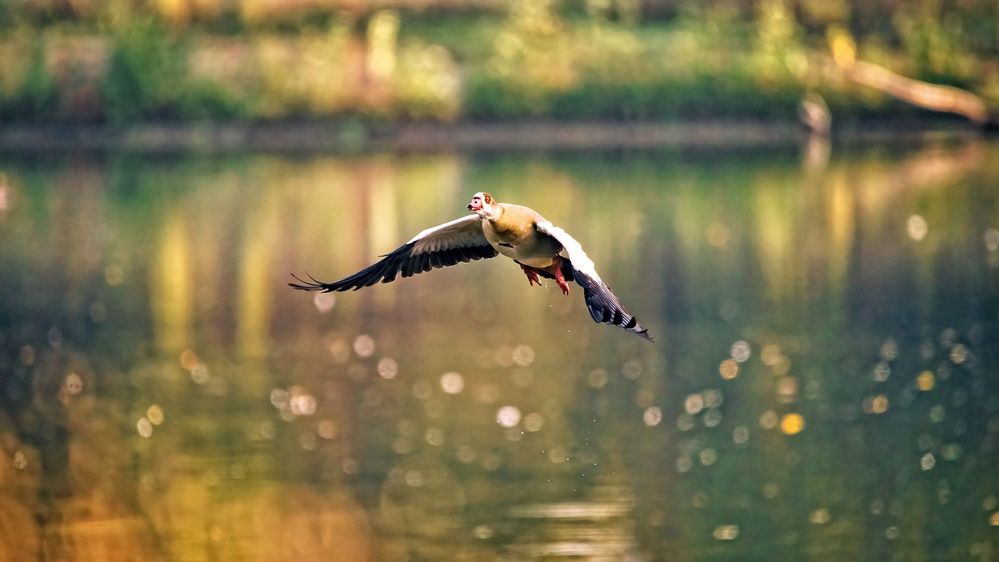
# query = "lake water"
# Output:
<box><xmin>1</xmin><ymin>137</ymin><xmax>998</xmax><ymax>562</ymax></box>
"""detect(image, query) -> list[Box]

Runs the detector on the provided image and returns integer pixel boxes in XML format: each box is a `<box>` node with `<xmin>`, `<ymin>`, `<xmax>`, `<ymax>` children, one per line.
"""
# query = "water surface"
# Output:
<box><xmin>1</xmin><ymin>138</ymin><xmax>998</xmax><ymax>561</ymax></box>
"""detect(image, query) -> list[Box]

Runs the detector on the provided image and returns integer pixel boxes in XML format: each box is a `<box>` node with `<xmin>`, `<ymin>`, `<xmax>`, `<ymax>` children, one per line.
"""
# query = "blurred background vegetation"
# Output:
<box><xmin>0</xmin><ymin>0</ymin><xmax>996</xmax><ymax>125</ymax></box>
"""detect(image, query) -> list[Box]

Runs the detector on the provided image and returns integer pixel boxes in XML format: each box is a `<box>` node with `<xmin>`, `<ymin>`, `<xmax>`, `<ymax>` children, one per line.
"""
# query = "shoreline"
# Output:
<box><xmin>0</xmin><ymin>119</ymin><xmax>987</xmax><ymax>153</ymax></box>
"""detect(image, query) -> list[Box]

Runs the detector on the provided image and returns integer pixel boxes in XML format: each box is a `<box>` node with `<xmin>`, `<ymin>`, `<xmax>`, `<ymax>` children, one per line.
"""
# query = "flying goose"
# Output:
<box><xmin>290</xmin><ymin>192</ymin><xmax>652</xmax><ymax>340</ymax></box>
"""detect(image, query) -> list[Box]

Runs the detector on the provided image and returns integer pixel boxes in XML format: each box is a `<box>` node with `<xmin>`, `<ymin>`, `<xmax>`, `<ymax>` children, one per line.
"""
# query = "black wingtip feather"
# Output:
<box><xmin>570</xmin><ymin>267</ymin><xmax>653</xmax><ymax>342</ymax></box>
<box><xmin>290</xmin><ymin>241</ymin><xmax>499</xmax><ymax>294</ymax></box>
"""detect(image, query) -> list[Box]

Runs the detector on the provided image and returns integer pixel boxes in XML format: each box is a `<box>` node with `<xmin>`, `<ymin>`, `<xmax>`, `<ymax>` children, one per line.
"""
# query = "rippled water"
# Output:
<box><xmin>1</xmin><ymin>138</ymin><xmax>998</xmax><ymax>562</ymax></box>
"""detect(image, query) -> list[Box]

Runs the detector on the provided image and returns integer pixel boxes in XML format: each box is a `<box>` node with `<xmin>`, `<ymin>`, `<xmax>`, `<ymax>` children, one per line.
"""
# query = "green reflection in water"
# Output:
<box><xmin>1</xmin><ymin>140</ymin><xmax>998</xmax><ymax>562</ymax></box>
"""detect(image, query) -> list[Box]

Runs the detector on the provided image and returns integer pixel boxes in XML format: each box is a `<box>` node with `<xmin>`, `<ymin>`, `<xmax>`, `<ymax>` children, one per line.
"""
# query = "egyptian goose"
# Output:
<box><xmin>290</xmin><ymin>192</ymin><xmax>652</xmax><ymax>340</ymax></box>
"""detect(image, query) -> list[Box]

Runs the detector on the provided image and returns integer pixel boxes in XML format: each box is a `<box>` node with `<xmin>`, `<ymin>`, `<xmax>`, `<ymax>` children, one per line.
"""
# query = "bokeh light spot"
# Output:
<box><xmin>719</xmin><ymin>358</ymin><xmax>739</xmax><ymax>379</ymax></box>
<box><xmin>643</xmin><ymin>406</ymin><xmax>662</xmax><ymax>427</ymax></box>
<box><xmin>863</xmin><ymin>394</ymin><xmax>889</xmax><ymax>414</ymax></box>
<box><xmin>496</xmin><ymin>406</ymin><xmax>521</xmax><ymax>428</ymax></box>
<box><xmin>146</xmin><ymin>404</ymin><xmax>165</xmax><ymax>426</ymax></box>
<box><xmin>377</xmin><ymin>357</ymin><xmax>399</xmax><ymax>379</ymax></box>
<box><xmin>949</xmin><ymin>344</ymin><xmax>968</xmax><ymax>364</ymax></box>
<box><xmin>920</xmin><ymin>453</ymin><xmax>936</xmax><ymax>470</ymax></box>
<box><xmin>809</xmin><ymin>508</ymin><xmax>831</xmax><ymax>525</ymax></box>
<box><xmin>733</xmin><ymin>425</ymin><xmax>750</xmax><ymax>444</ymax></box>
<box><xmin>524</xmin><ymin>412</ymin><xmax>545</xmax><ymax>432</ymax></box>
<box><xmin>64</xmin><ymin>372</ymin><xmax>84</xmax><ymax>395</ymax></box>
<box><xmin>587</xmin><ymin>369</ymin><xmax>608</xmax><ymax>388</ymax></box>
<box><xmin>317</xmin><ymin>420</ymin><xmax>337</xmax><ymax>439</ymax></box>
<box><xmin>713</xmin><ymin>525</ymin><xmax>739</xmax><ymax>540</ymax></box>
<box><xmin>137</xmin><ymin>417</ymin><xmax>153</xmax><ymax>438</ymax></box>
<box><xmin>511</xmin><ymin>345</ymin><xmax>535</xmax><ymax>367</ymax></box>
<box><xmin>685</xmin><ymin>394</ymin><xmax>705</xmax><ymax>415</ymax></box>
<box><xmin>730</xmin><ymin>340</ymin><xmax>751</xmax><ymax>363</ymax></box>
<box><xmin>907</xmin><ymin>215</ymin><xmax>928</xmax><ymax>241</ymax></box>
<box><xmin>440</xmin><ymin>372</ymin><xmax>464</xmax><ymax>394</ymax></box>
<box><xmin>917</xmin><ymin>371</ymin><xmax>935</xmax><ymax>391</ymax></box>
<box><xmin>353</xmin><ymin>334</ymin><xmax>375</xmax><ymax>358</ymax></box>
<box><xmin>313</xmin><ymin>292</ymin><xmax>336</xmax><ymax>313</ymax></box>
<box><xmin>780</xmin><ymin>413</ymin><xmax>805</xmax><ymax>435</ymax></box>
<box><xmin>759</xmin><ymin>410</ymin><xmax>779</xmax><ymax>429</ymax></box>
<box><xmin>104</xmin><ymin>264</ymin><xmax>125</xmax><ymax>286</ymax></box>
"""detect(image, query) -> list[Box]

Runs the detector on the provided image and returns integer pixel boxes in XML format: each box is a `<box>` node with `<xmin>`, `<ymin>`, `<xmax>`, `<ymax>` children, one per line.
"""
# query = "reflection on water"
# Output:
<box><xmin>1</xmin><ymin>139</ymin><xmax>998</xmax><ymax>561</ymax></box>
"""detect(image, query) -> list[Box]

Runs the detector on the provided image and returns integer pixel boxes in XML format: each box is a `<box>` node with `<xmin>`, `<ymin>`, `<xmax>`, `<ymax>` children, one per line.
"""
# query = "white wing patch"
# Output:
<box><xmin>535</xmin><ymin>220</ymin><xmax>603</xmax><ymax>284</ymax></box>
<box><xmin>409</xmin><ymin>214</ymin><xmax>487</xmax><ymax>253</ymax></box>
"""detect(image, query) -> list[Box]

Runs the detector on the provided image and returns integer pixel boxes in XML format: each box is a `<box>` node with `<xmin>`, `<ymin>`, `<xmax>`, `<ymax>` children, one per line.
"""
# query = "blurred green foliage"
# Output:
<box><xmin>0</xmin><ymin>0</ymin><xmax>995</xmax><ymax>123</ymax></box>
<box><xmin>0</xmin><ymin>33</ymin><xmax>58</xmax><ymax>122</ymax></box>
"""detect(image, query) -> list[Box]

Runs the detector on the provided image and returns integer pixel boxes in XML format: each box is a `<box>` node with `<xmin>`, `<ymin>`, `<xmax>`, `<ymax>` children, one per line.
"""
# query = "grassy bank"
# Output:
<box><xmin>0</xmin><ymin>1</ymin><xmax>996</xmax><ymax>126</ymax></box>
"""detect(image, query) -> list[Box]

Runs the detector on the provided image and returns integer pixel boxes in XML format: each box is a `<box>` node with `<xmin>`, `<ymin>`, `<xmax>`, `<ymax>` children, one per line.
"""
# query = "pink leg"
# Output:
<box><xmin>552</xmin><ymin>255</ymin><xmax>570</xmax><ymax>295</ymax></box>
<box><xmin>520</xmin><ymin>263</ymin><xmax>542</xmax><ymax>287</ymax></box>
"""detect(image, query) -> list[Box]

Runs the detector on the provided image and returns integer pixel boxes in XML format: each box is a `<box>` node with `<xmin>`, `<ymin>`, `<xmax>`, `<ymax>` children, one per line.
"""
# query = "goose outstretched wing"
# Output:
<box><xmin>291</xmin><ymin>215</ymin><xmax>497</xmax><ymax>292</ymax></box>
<box><xmin>536</xmin><ymin>220</ymin><xmax>652</xmax><ymax>341</ymax></box>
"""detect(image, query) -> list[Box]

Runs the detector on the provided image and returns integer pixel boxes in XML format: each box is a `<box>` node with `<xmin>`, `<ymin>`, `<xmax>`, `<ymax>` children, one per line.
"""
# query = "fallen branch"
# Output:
<box><xmin>844</xmin><ymin>60</ymin><xmax>989</xmax><ymax>124</ymax></box>
<box><xmin>826</xmin><ymin>31</ymin><xmax>990</xmax><ymax>125</ymax></box>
